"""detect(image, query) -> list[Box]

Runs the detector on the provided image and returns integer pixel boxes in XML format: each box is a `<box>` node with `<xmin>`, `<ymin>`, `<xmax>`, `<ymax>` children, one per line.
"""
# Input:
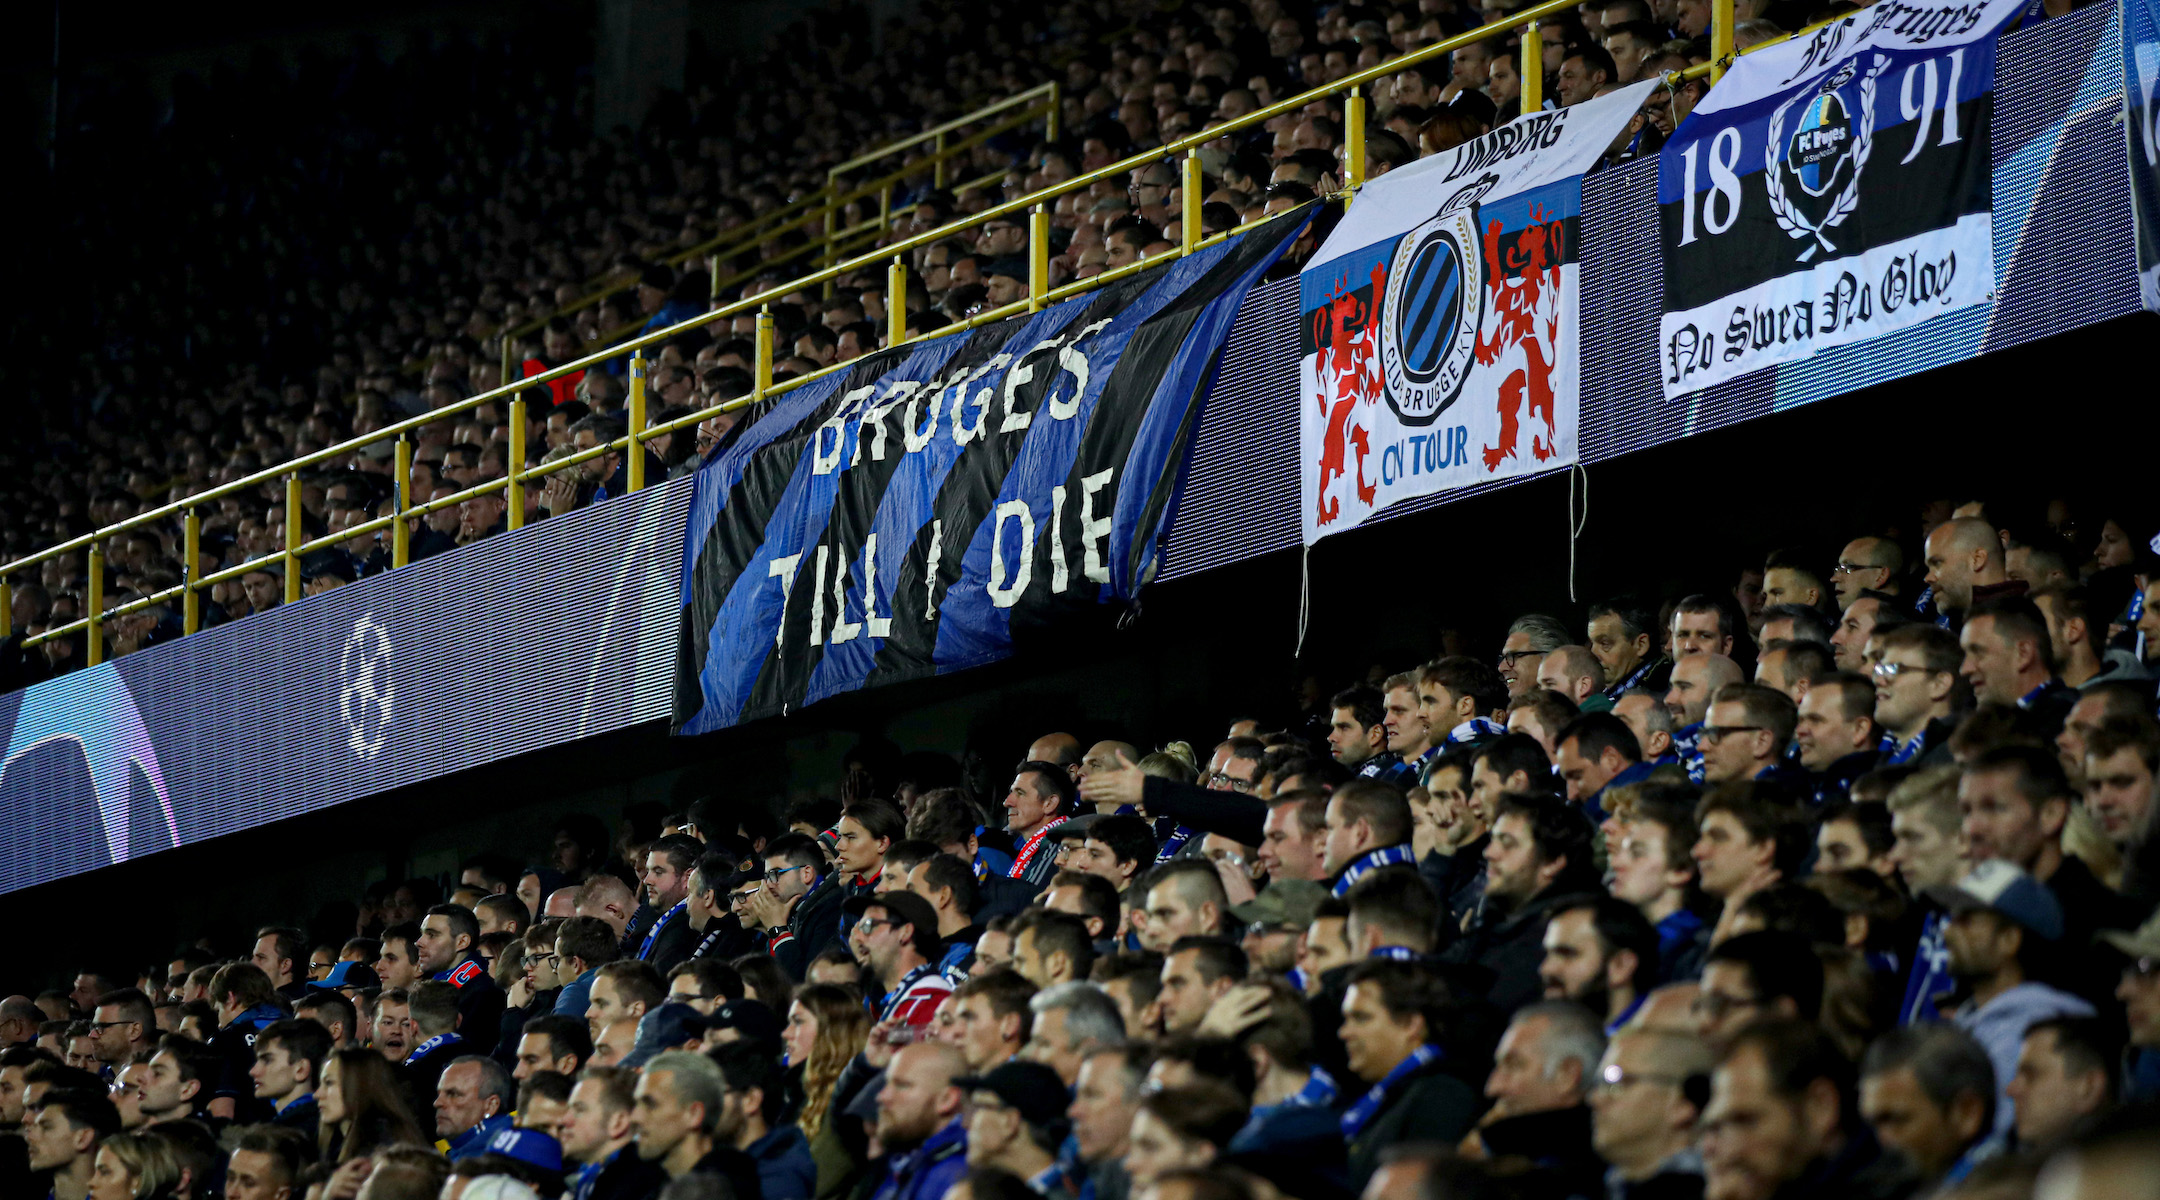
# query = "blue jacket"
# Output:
<box><xmin>748</xmin><ymin>1124</ymin><xmax>819</xmax><ymax>1200</ymax></box>
<box><xmin>871</xmin><ymin>1117</ymin><xmax>968</xmax><ymax>1200</ymax></box>
<box><xmin>555</xmin><ymin>968</ymin><xmax>600</xmax><ymax>1017</ymax></box>
<box><xmin>444</xmin><ymin>1112</ymin><xmax>517</xmax><ymax>1160</ymax></box>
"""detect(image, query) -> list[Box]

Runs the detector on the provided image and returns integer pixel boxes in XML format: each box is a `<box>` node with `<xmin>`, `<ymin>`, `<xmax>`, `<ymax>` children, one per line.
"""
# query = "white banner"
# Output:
<box><xmin>1657</xmin><ymin>0</ymin><xmax>2024</xmax><ymax>396</ymax></box>
<box><xmin>1298</xmin><ymin>81</ymin><xmax>1654</xmax><ymax>546</ymax></box>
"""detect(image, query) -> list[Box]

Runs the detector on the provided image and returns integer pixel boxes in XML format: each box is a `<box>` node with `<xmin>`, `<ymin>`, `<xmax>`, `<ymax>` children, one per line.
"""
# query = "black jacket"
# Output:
<box><xmin>773</xmin><ymin>874</ymin><xmax>847</xmax><ymax>981</ymax></box>
<box><xmin>442</xmin><ymin>959</ymin><xmax>507</xmax><ymax>1056</ymax></box>
<box><xmin>1441</xmin><ymin>887</ymin><xmax>1574</xmax><ymax>1016</ymax></box>
<box><xmin>642</xmin><ymin>908</ymin><xmax>700</xmax><ymax>976</ymax></box>
<box><xmin>1344</xmin><ymin>1058</ymin><xmax>1480</xmax><ymax>1192</ymax></box>
<box><xmin>1139</xmin><ymin>777</ymin><xmax>1268</xmax><ymax>848</ymax></box>
<box><xmin>690</xmin><ymin>1145</ymin><xmax>768</xmax><ymax>1200</ymax></box>
<box><xmin>1770</xmin><ymin>1127</ymin><xmax>1916</xmax><ymax>1200</ymax></box>
<box><xmin>1420</xmin><ymin>835</ymin><xmax>1488</xmax><ymax>936</ymax></box>
<box><xmin>1475</xmin><ymin>1104</ymin><xmax>1603</xmax><ymax>1198</ymax></box>
<box><xmin>583</xmin><ymin>1145</ymin><xmax>669</xmax><ymax>1200</ymax></box>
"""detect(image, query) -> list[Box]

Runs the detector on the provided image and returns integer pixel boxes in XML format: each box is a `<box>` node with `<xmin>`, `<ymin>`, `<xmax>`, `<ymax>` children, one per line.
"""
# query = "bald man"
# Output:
<box><xmin>1834</xmin><ymin>536</ymin><xmax>1904</xmax><ymax>607</ymax></box>
<box><xmin>1027</xmin><ymin>733</ymin><xmax>1083</xmax><ymax>779</ymax></box>
<box><xmin>1077</xmin><ymin>741</ymin><xmax>1140</xmax><ymax>806</ymax></box>
<box><xmin>1664</xmin><ymin>654</ymin><xmax>1741</xmax><ymax>784</ymax></box>
<box><xmin>1924</xmin><ymin>518</ymin><xmax>2014</xmax><ymax>623</ymax></box>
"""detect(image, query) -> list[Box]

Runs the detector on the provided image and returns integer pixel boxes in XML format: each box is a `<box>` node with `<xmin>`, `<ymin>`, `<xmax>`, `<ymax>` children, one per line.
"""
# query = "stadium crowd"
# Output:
<box><xmin>6</xmin><ymin>503</ymin><xmax>2160</xmax><ymax>1200</ymax></box>
<box><xmin>9</xmin><ymin>0</ymin><xmax>2071</xmax><ymax>683</ymax></box>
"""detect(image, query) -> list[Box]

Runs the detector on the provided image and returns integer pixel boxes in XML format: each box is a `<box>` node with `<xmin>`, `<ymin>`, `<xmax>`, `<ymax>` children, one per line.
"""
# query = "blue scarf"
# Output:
<box><xmin>1340</xmin><ymin>1044</ymin><xmax>1443</xmax><ymax>1138</ymax></box>
<box><xmin>1155</xmin><ymin>825</ymin><xmax>1197</xmax><ymax>863</ymax></box>
<box><xmin>1367</xmin><ymin>946</ymin><xmax>1426</xmax><ymax>962</ymax></box>
<box><xmin>2016</xmin><ymin>681</ymin><xmax>2061</xmax><ymax>709</ymax></box>
<box><xmin>1672</xmin><ymin>722</ymin><xmax>1706</xmax><ymax>783</ymax></box>
<box><xmin>404</xmin><ymin>1032</ymin><xmax>462</xmax><ymax>1065</ymax></box>
<box><xmin>1884</xmin><ymin>731</ymin><xmax>1929</xmax><ymax>766</ymax></box>
<box><xmin>1332</xmin><ymin>844</ymin><xmax>1417</xmax><ymax>897</ymax></box>
<box><xmin>1446</xmin><ymin>718</ymin><xmax>1505</xmax><ymax>744</ymax></box>
<box><xmin>640</xmin><ymin>901</ymin><xmax>688</xmax><ymax>958</ymax></box>
<box><xmin>1604</xmin><ymin>657</ymin><xmax>1657</xmax><ymax>700</ymax></box>
<box><xmin>1285</xmin><ymin>967</ymin><xmax>1310</xmax><ymax>993</ymax></box>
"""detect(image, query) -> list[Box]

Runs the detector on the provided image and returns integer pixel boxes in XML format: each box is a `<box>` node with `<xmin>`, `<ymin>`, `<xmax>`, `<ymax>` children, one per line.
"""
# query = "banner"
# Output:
<box><xmin>672</xmin><ymin>216</ymin><xmax>1307</xmax><ymax>734</ymax></box>
<box><xmin>2131</xmin><ymin>0</ymin><xmax>2160</xmax><ymax>311</ymax></box>
<box><xmin>1658</xmin><ymin>0</ymin><xmax>2024</xmax><ymax>396</ymax></box>
<box><xmin>1299</xmin><ymin>82</ymin><xmax>1653</xmax><ymax>545</ymax></box>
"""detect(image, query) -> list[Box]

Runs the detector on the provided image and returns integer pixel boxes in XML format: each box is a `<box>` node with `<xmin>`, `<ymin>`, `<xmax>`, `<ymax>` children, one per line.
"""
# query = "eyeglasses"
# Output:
<box><xmin>1831</xmin><ymin>562</ymin><xmax>1878</xmax><ymax>576</ymax></box>
<box><xmin>2125</xmin><ymin>957</ymin><xmax>2160</xmax><ymax>979</ymax></box>
<box><xmin>1691</xmin><ymin>991</ymin><xmax>1761</xmax><ymax>1019</ymax></box>
<box><xmin>856</xmin><ymin>917</ymin><xmax>904</xmax><ymax>934</ymax></box>
<box><xmin>1871</xmin><ymin>660</ymin><xmax>1930</xmax><ymax>681</ymax></box>
<box><xmin>764</xmin><ymin>864</ymin><xmax>810</xmax><ymax>883</ymax></box>
<box><xmin>1596</xmin><ymin>1063</ymin><xmax>1686</xmax><ymax>1092</ymax></box>
<box><xmin>1496</xmin><ymin>650</ymin><xmax>1545</xmax><ymax>668</ymax></box>
<box><xmin>1208</xmin><ymin>772</ymin><xmax>1256</xmax><ymax>793</ymax></box>
<box><xmin>1698</xmin><ymin>724</ymin><xmax>1762</xmax><ymax>744</ymax></box>
<box><xmin>1245</xmin><ymin>921</ymin><xmax>1297</xmax><ymax>941</ymax></box>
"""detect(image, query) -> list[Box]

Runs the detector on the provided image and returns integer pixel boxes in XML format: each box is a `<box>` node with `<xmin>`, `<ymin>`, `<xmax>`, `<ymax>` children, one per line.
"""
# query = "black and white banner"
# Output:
<box><xmin>672</xmin><ymin>217</ymin><xmax>1306</xmax><ymax>734</ymax></box>
<box><xmin>1659</xmin><ymin>0</ymin><xmax>2024</xmax><ymax>396</ymax></box>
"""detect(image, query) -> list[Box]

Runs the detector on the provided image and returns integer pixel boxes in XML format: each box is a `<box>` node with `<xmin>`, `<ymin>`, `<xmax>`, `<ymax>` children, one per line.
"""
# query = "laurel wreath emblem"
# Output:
<box><xmin>1764</xmin><ymin>53</ymin><xmax>1890</xmax><ymax>263</ymax></box>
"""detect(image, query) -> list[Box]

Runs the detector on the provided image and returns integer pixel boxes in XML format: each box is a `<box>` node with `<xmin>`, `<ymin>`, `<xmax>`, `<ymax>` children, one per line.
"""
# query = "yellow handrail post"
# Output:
<box><xmin>283</xmin><ymin>475</ymin><xmax>302</xmax><ymax>605</ymax></box>
<box><xmin>754</xmin><ymin>309</ymin><xmax>774</xmax><ymax>400</ymax></box>
<box><xmin>1047</xmin><ymin>82</ymin><xmax>1061</xmax><ymax>141</ymax></box>
<box><xmin>1029</xmin><ymin>204</ymin><xmax>1050</xmax><ymax>312</ymax></box>
<box><xmin>182</xmin><ymin>511</ymin><xmax>200</xmax><ymax>636</ymax></box>
<box><xmin>627</xmin><ymin>352</ymin><xmax>648</xmax><ymax>494</ymax></box>
<box><xmin>822</xmin><ymin>192</ymin><xmax>839</xmax><ymax>300</ymax></box>
<box><xmin>888</xmin><ymin>258</ymin><xmax>907</xmax><ymax>347</ymax></box>
<box><xmin>500</xmin><ymin>336</ymin><xmax>513</xmax><ymax>387</ymax></box>
<box><xmin>880</xmin><ymin>185</ymin><xmax>892</xmax><ymax>233</ymax></box>
<box><xmin>710</xmin><ymin>254</ymin><xmax>722</xmax><ymax>302</ymax></box>
<box><xmin>1711</xmin><ymin>0</ymin><xmax>1736</xmax><ymax>80</ymax></box>
<box><xmin>1524</xmin><ymin>20</ymin><xmax>1545</xmax><ymax>113</ymax></box>
<box><xmin>392</xmin><ymin>439</ymin><xmax>412</xmax><ymax>570</ymax></box>
<box><xmin>86</xmin><ymin>544</ymin><xmax>104</xmax><ymax>666</ymax></box>
<box><xmin>1345</xmin><ymin>87</ymin><xmax>1368</xmax><ymax>199</ymax></box>
<box><xmin>507</xmin><ymin>396</ymin><xmax>527</xmax><ymax>530</ymax></box>
<box><xmin>0</xmin><ymin>576</ymin><xmax>10</xmax><ymax>639</ymax></box>
<box><xmin>934</xmin><ymin>132</ymin><xmax>948</xmax><ymax>189</ymax></box>
<box><xmin>1182</xmin><ymin>150</ymin><xmax>1203</xmax><ymax>255</ymax></box>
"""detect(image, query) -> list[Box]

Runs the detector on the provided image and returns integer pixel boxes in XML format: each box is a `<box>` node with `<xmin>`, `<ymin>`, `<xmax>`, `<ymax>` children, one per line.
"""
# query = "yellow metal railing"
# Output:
<box><xmin>491</xmin><ymin>85</ymin><xmax>1061</xmax><ymax>383</ymax></box>
<box><xmin>6</xmin><ymin>0</ymin><xmax>1765</xmax><ymax>662</ymax></box>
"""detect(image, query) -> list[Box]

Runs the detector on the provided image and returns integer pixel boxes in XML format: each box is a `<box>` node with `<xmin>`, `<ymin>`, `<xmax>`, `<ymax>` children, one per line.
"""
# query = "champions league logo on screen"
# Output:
<box><xmin>1376</xmin><ymin>177</ymin><xmax>1495</xmax><ymax>424</ymax></box>
<box><xmin>1766</xmin><ymin>55</ymin><xmax>1886</xmax><ymax>261</ymax></box>
<box><xmin>339</xmin><ymin>613</ymin><xmax>395</xmax><ymax>760</ymax></box>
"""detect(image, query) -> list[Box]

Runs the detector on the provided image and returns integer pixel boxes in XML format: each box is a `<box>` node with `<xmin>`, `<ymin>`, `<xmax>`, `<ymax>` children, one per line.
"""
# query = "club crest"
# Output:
<box><xmin>1378</xmin><ymin>190</ymin><xmax>1485</xmax><ymax>425</ymax></box>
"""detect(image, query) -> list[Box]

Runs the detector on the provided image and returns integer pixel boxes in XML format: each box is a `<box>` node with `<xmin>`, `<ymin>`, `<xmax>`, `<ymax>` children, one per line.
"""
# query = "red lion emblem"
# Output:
<box><xmin>1474</xmin><ymin>205</ymin><xmax>1565</xmax><ymax>471</ymax></box>
<box><xmin>1312</xmin><ymin>262</ymin><xmax>1387</xmax><ymax>525</ymax></box>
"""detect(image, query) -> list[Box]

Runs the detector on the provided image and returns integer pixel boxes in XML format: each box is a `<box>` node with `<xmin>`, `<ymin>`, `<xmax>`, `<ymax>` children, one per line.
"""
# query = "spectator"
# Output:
<box><xmin>1700</xmin><ymin>1020</ymin><xmax>1908</xmax><ymax>1200</ymax></box>
<box><xmin>1857</xmin><ymin>1024</ymin><xmax>1999</xmax><ymax>1189</ymax></box>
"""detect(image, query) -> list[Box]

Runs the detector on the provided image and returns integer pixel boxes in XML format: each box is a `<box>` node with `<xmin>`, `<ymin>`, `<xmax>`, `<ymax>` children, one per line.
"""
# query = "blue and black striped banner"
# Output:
<box><xmin>673</xmin><ymin>214</ymin><xmax>1310</xmax><ymax>734</ymax></box>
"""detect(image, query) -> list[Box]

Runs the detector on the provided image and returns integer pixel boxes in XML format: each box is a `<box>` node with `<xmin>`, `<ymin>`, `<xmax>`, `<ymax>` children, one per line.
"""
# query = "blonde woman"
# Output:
<box><xmin>88</xmin><ymin>1130</ymin><xmax>183</xmax><ymax>1200</ymax></box>
<box><xmin>784</xmin><ymin>983</ymin><xmax>871</xmax><ymax>1198</ymax></box>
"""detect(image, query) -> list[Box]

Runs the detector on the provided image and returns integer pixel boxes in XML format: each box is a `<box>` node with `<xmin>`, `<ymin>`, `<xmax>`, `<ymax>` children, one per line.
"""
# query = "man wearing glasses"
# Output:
<box><xmin>87</xmin><ymin>990</ymin><xmax>158</xmax><ymax>1076</ymax></box>
<box><xmin>857</xmin><ymin>893</ymin><xmax>952</xmax><ymax>1030</ymax></box>
<box><xmin>1832</xmin><ymin>536</ymin><xmax>1905</xmax><ymax>608</ymax></box>
<box><xmin>1869</xmin><ymin>624</ymin><xmax>1966</xmax><ymax>766</ymax></box>
<box><xmin>1696</xmin><ymin>684</ymin><xmax>1802</xmax><ymax>786</ymax></box>
<box><xmin>746</xmin><ymin>832</ymin><xmax>842</xmax><ymax>981</ymax></box>
<box><xmin>1588</xmin><ymin>1029</ymin><xmax>1710</xmax><ymax>1200</ymax></box>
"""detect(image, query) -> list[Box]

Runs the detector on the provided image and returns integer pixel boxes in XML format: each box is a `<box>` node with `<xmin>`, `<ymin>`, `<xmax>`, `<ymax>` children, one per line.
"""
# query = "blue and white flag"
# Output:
<box><xmin>673</xmin><ymin>216</ymin><xmax>1308</xmax><ymax>733</ymax></box>
<box><xmin>2129</xmin><ymin>0</ymin><xmax>2160</xmax><ymax>311</ymax></box>
<box><xmin>1659</xmin><ymin>0</ymin><xmax>2026</xmax><ymax>396</ymax></box>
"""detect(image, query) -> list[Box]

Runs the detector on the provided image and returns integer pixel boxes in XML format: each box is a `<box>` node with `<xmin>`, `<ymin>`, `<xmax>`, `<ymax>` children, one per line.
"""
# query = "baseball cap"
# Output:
<box><xmin>622</xmin><ymin>1002</ymin><xmax>709</xmax><ymax>1069</ymax></box>
<box><xmin>1923</xmin><ymin>859</ymin><xmax>2064</xmax><ymax>941</ymax></box>
<box><xmin>1231</xmin><ymin>879</ymin><xmax>1328</xmax><ymax>930</ymax></box>
<box><xmin>310</xmin><ymin>962</ymin><xmax>378</xmax><ymax>991</ymax></box>
<box><xmin>482</xmin><ymin>1126</ymin><xmax>564</xmax><ymax>1172</ymax></box>
<box><xmin>707</xmin><ymin>999</ymin><xmax>784</xmax><ymax>1044</ymax></box>
<box><xmin>2098</xmin><ymin>911</ymin><xmax>2160</xmax><ymax>962</ymax></box>
<box><xmin>985</xmin><ymin>256</ymin><xmax>1029</xmax><ymax>282</ymax></box>
<box><xmin>952</xmin><ymin>1061</ymin><xmax>1071</xmax><ymax>1126</ymax></box>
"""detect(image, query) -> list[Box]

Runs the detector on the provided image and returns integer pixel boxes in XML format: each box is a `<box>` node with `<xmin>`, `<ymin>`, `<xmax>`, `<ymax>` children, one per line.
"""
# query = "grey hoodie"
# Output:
<box><xmin>1954</xmin><ymin>981</ymin><xmax>2094</xmax><ymax>1137</ymax></box>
